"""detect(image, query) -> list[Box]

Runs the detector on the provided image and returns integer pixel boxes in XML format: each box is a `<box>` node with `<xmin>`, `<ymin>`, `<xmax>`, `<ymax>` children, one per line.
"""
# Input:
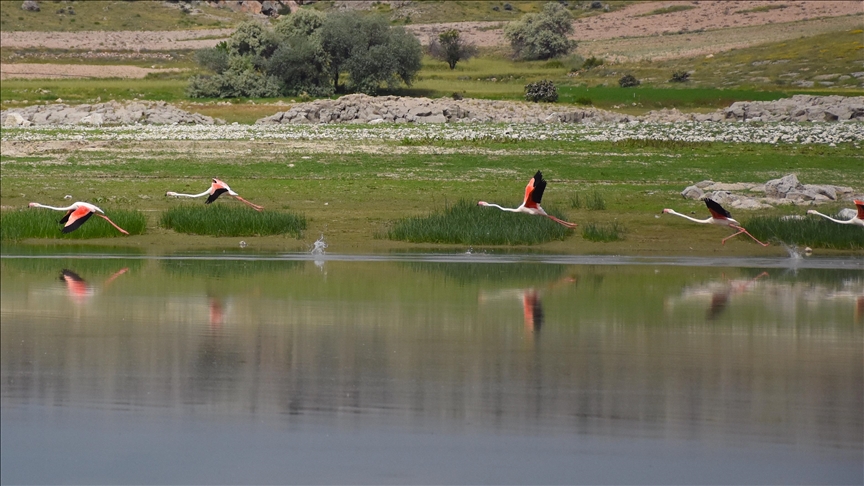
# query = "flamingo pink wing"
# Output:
<box><xmin>523</xmin><ymin>176</ymin><xmax>538</xmax><ymax>208</ymax></box>
<box><xmin>62</xmin><ymin>206</ymin><xmax>94</xmax><ymax>233</ymax></box>
<box><xmin>855</xmin><ymin>200</ymin><xmax>864</xmax><ymax>220</ymax></box>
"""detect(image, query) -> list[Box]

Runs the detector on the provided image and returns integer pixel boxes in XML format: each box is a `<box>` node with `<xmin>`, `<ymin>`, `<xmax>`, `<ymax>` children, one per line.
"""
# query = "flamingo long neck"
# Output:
<box><xmin>665</xmin><ymin>210</ymin><xmax>713</xmax><ymax>224</ymax></box>
<box><xmin>810</xmin><ymin>211</ymin><xmax>853</xmax><ymax>225</ymax></box>
<box><xmin>168</xmin><ymin>190</ymin><xmax>211</xmax><ymax>198</ymax></box>
<box><xmin>30</xmin><ymin>203</ymin><xmax>76</xmax><ymax>211</ymax></box>
<box><xmin>483</xmin><ymin>203</ymin><xmax>520</xmax><ymax>212</ymax></box>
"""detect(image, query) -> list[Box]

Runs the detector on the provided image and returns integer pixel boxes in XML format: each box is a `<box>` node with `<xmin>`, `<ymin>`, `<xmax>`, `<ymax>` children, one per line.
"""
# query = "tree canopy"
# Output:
<box><xmin>504</xmin><ymin>3</ymin><xmax>576</xmax><ymax>61</ymax></box>
<box><xmin>187</xmin><ymin>11</ymin><xmax>422</xmax><ymax>99</ymax></box>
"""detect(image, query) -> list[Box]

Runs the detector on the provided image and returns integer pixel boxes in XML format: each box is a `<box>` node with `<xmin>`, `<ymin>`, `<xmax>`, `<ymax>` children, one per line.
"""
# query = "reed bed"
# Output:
<box><xmin>388</xmin><ymin>200</ymin><xmax>573</xmax><ymax>245</ymax></box>
<box><xmin>159</xmin><ymin>205</ymin><xmax>306</xmax><ymax>237</ymax></box>
<box><xmin>744</xmin><ymin>216</ymin><xmax>864</xmax><ymax>250</ymax></box>
<box><xmin>0</xmin><ymin>208</ymin><xmax>146</xmax><ymax>240</ymax></box>
<box><xmin>581</xmin><ymin>222</ymin><xmax>626</xmax><ymax>242</ymax></box>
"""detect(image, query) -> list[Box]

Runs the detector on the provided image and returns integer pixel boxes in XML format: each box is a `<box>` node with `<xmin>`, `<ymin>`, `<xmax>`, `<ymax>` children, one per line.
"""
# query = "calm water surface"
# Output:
<box><xmin>1</xmin><ymin>250</ymin><xmax>862</xmax><ymax>485</ymax></box>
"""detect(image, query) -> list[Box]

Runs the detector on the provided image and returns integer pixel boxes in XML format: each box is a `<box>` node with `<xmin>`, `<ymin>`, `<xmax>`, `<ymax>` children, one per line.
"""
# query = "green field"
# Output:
<box><xmin>1</xmin><ymin>128</ymin><xmax>861</xmax><ymax>255</ymax></box>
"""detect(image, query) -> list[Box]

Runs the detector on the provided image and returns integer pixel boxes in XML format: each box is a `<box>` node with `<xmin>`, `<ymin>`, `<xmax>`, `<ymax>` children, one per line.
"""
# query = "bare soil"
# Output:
<box><xmin>0</xmin><ymin>1</ymin><xmax>861</xmax><ymax>78</ymax></box>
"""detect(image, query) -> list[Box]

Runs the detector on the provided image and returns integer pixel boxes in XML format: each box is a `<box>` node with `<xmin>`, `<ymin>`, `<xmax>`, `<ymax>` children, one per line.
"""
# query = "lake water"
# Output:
<box><xmin>1</xmin><ymin>249</ymin><xmax>862</xmax><ymax>485</ymax></box>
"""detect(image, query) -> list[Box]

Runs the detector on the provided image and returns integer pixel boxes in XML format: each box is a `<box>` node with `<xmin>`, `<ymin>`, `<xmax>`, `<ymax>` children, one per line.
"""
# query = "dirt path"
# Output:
<box><xmin>0</xmin><ymin>63</ymin><xmax>182</xmax><ymax>80</ymax></box>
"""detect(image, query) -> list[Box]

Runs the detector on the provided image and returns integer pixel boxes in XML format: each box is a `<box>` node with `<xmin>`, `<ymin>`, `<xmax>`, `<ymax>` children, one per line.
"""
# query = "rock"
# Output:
<box><xmin>764</xmin><ymin>174</ymin><xmax>802</xmax><ymax>198</ymax></box>
<box><xmin>681</xmin><ymin>185</ymin><xmax>704</xmax><ymax>200</ymax></box>
<box><xmin>3</xmin><ymin>112</ymin><xmax>26</xmax><ymax>127</ymax></box>
<box><xmin>838</xmin><ymin>208</ymin><xmax>857</xmax><ymax>219</ymax></box>
<box><xmin>78</xmin><ymin>113</ymin><xmax>103</xmax><ymax>126</ymax></box>
<box><xmin>21</xmin><ymin>0</ymin><xmax>39</xmax><ymax>12</ymax></box>
<box><xmin>694</xmin><ymin>180</ymin><xmax>714</xmax><ymax>189</ymax></box>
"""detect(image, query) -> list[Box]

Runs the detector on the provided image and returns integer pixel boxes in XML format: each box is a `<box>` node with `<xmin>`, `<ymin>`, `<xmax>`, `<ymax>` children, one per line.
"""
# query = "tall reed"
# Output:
<box><xmin>744</xmin><ymin>216</ymin><xmax>863</xmax><ymax>250</ymax></box>
<box><xmin>1</xmin><ymin>208</ymin><xmax>146</xmax><ymax>240</ymax></box>
<box><xmin>582</xmin><ymin>222</ymin><xmax>625</xmax><ymax>242</ymax></box>
<box><xmin>388</xmin><ymin>200</ymin><xmax>573</xmax><ymax>245</ymax></box>
<box><xmin>160</xmin><ymin>205</ymin><xmax>306</xmax><ymax>237</ymax></box>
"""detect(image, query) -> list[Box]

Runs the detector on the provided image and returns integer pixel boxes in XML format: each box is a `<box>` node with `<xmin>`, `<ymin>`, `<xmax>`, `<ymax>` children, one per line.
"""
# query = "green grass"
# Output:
<box><xmin>637</xmin><ymin>5</ymin><xmax>696</xmax><ymax>17</ymax></box>
<box><xmin>388</xmin><ymin>200</ymin><xmax>573</xmax><ymax>245</ymax></box>
<box><xmin>159</xmin><ymin>205</ymin><xmax>306</xmax><ymax>238</ymax></box>
<box><xmin>570</xmin><ymin>191</ymin><xmax>606</xmax><ymax>211</ymax></box>
<box><xmin>743</xmin><ymin>216</ymin><xmax>864</xmax><ymax>250</ymax></box>
<box><xmin>736</xmin><ymin>5</ymin><xmax>787</xmax><ymax>14</ymax></box>
<box><xmin>1</xmin><ymin>208</ymin><xmax>146</xmax><ymax>241</ymax></box>
<box><xmin>581</xmin><ymin>222</ymin><xmax>625</xmax><ymax>242</ymax></box>
<box><xmin>0</xmin><ymin>1</ymin><xmax>247</xmax><ymax>31</ymax></box>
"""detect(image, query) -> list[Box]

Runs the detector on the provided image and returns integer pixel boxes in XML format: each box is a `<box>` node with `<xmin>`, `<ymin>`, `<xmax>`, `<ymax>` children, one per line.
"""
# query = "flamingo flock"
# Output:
<box><xmin>25</xmin><ymin>173</ymin><xmax>861</xmax><ymax>244</ymax></box>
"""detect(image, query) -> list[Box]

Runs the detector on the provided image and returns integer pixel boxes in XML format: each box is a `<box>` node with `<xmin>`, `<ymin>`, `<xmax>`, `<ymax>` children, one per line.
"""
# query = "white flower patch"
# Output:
<box><xmin>2</xmin><ymin>122</ymin><xmax>863</xmax><ymax>145</ymax></box>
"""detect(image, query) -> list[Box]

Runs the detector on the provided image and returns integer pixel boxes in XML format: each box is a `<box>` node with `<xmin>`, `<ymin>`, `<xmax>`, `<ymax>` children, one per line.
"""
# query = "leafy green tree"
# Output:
<box><xmin>320</xmin><ymin>12</ymin><xmax>421</xmax><ymax>94</ymax></box>
<box><xmin>194</xmin><ymin>42</ymin><xmax>229</xmax><ymax>74</ymax></box>
<box><xmin>266</xmin><ymin>35</ymin><xmax>333</xmax><ymax>97</ymax></box>
<box><xmin>428</xmin><ymin>29</ymin><xmax>477</xmax><ymax>70</ymax></box>
<box><xmin>274</xmin><ymin>9</ymin><xmax>325</xmax><ymax>39</ymax></box>
<box><xmin>504</xmin><ymin>3</ymin><xmax>576</xmax><ymax>60</ymax></box>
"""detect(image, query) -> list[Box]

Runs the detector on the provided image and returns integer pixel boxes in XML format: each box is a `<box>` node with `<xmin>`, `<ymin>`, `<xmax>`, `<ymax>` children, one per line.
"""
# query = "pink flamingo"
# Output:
<box><xmin>166</xmin><ymin>178</ymin><xmax>263</xmax><ymax>211</ymax></box>
<box><xmin>478</xmin><ymin>171</ymin><xmax>576</xmax><ymax>228</ymax></box>
<box><xmin>807</xmin><ymin>200</ymin><xmax>864</xmax><ymax>227</ymax></box>
<box><xmin>663</xmin><ymin>198</ymin><xmax>769</xmax><ymax>246</ymax></box>
<box><xmin>29</xmin><ymin>201</ymin><xmax>129</xmax><ymax>235</ymax></box>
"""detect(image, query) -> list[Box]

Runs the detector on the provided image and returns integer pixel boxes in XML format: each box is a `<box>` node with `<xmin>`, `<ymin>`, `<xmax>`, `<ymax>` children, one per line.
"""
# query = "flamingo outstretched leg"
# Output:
<box><xmin>96</xmin><ymin>214</ymin><xmax>130</xmax><ymax>235</ymax></box>
<box><xmin>722</xmin><ymin>225</ymin><xmax>768</xmax><ymax>247</ymax></box>
<box><xmin>233</xmin><ymin>195</ymin><xmax>264</xmax><ymax>212</ymax></box>
<box><xmin>545</xmin><ymin>215</ymin><xmax>577</xmax><ymax>228</ymax></box>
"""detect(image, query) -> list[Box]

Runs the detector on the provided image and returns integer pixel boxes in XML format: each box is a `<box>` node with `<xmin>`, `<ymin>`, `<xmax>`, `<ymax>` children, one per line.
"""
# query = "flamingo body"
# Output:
<box><xmin>167</xmin><ymin>178</ymin><xmax>263</xmax><ymax>211</ymax></box>
<box><xmin>663</xmin><ymin>198</ymin><xmax>769</xmax><ymax>246</ymax></box>
<box><xmin>29</xmin><ymin>201</ymin><xmax>129</xmax><ymax>235</ymax></box>
<box><xmin>478</xmin><ymin>171</ymin><xmax>576</xmax><ymax>228</ymax></box>
<box><xmin>807</xmin><ymin>200</ymin><xmax>864</xmax><ymax>227</ymax></box>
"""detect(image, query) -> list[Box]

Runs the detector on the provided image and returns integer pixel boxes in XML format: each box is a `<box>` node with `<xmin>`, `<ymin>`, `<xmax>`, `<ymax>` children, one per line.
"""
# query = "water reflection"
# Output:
<box><xmin>59</xmin><ymin>267</ymin><xmax>128</xmax><ymax>304</ymax></box>
<box><xmin>1</xmin><ymin>254</ymin><xmax>861</xmax><ymax>483</ymax></box>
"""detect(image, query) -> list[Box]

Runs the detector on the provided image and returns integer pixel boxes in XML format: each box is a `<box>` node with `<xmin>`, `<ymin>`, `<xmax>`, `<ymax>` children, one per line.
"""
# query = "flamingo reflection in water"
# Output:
<box><xmin>60</xmin><ymin>267</ymin><xmax>129</xmax><ymax>304</ymax></box>
<box><xmin>665</xmin><ymin>271</ymin><xmax>769</xmax><ymax>321</ymax></box>
<box><xmin>479</xmin><ymin>274</ymin><xmax>578</xmax><ymax>335</ymax></box>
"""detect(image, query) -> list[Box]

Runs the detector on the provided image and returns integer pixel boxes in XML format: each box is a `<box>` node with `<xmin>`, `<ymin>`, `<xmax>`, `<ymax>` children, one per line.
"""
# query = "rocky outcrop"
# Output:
<box><xmin>256</xmin><ymin>93</ymin><xmax>628</xmax><ymax>125</ymax></box>
<box><xmin>1</xmin><ymin>101</ymin><xmax>223</xmax><ymax>126</ymax></box>
<box><xmin>207</xmin><ymin>0</ymin><xmax>294</xmax><ymax>17</ymax></box>
<box><xmin>641</xmin><ymin>95</ymin><xmax>864</xmax><ymax>123</ymax></box>
<box><xmin>21</xmin><ymin>1</ymin><xmax>40</xmax><ymax>12</ymax></box>
<box><xmin>680</xmin><ymin>174</ymin><xmax>861</xmax><ymax>209</ymax></box>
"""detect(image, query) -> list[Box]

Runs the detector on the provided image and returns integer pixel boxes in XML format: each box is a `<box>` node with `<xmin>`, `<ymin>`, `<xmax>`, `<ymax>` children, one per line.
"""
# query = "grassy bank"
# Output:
<box><xmin>1</xmin><ymin>208</ymin><xmax>146</xmax><ymax>240</ymax></box>
<box><xmin>1</xmin><ymin>126</ymin><xmax>861</xmax><ymax>255</ymax></box>
<box><xmin>160</xmin><ymin>205</ymin><xmax>306</xmax><ymax>238</ymax></box>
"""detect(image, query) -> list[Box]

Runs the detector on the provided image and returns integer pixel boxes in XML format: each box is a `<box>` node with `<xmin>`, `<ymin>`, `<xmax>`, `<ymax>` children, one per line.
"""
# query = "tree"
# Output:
<box><xmin>428</xmin><ymin>29</ymin><xmax>477</xmax><ymax>70</ymax></box>
<box><xmin>320</xmin><ymin>12</ymin><xmax>421</xmax><ymax>94</ymax></box>
<box><xmin>504</xmin><ymin>3</ymin><xmax>576</xmax><ymax>61</ymax></box>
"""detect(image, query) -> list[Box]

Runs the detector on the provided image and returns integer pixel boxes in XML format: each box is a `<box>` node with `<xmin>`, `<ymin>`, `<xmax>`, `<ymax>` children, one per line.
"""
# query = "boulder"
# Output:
<box><xmin>681</xmin><ymin>185</ymin><xmax>704</xmax><ymax>200</ymax></box>
<box><xmin>3</xmin><ymin>112</ymin><xmax>26</xmax><ymax>127</ymax></box>
<box><xmin>764</xmin><ymin>174</ymin><xmax>802</xmax><ymax>198</ymax></box>
<box><xmin>21</xmin><ymin>0</ymin><xmax>39</xmax><ymax>11</ymax></box>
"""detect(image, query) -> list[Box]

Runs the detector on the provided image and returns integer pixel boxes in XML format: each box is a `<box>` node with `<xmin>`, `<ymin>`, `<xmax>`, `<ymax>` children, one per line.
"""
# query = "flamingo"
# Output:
<box><xmin>478</xmin><ymin>171</ymin><xmax>577</xmax><ymax>228</ymax></box>
<box><xmin>663</xmin><ymin>198</ymin><xmax>769</xmax><ymax>246</ymax></box>
<box><xmin>28</xmin><ymin>201</ymin><xmax>129</xmax><ymax>235</ymax></box>
<box><xmin>806</xmin><ymin>200</ymin><xmax>864</xmax><ymax>227</ymax></box>
<box><xmin>166</xmin><ymin>178</ymin><xmax>263</xmax><ymax>211</ymax></box>
<box><xmin>60</xmin><ymin>268</ymin><xmax>128</xmax><ymax>304</ymax></box>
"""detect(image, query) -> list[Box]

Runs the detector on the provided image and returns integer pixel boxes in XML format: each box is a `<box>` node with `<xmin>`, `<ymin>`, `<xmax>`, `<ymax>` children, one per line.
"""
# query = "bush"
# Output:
<box><xmin>504</xmin><ymin>3</ymin><xmax>575</xmax><ymax>60</ymax></box>
<box><xmin>195</xmin><ymin>44</ymin><xmax>229</xmax><ymax>74</ymax></box>
<box><xmin>525</xmin><ymin>80</ymin><xmax>558</xmax><ymax>102</ymax></box>
<box><xmin>428</xmin><ymin>29</ymin><xmax>477</xmax><ymax>70</ymax></box>
<box><xmin>582</xmin><ymin>55</ymin><xmax>604</xmax><ymax>69</ymax></box>
<box><xmin>619</xmin><ymin>74</ymin><xmax>640</xmax><ymax>88</ymax></box>
<box><xmin>670</xmin><ymin>70</ymin><xmax>690</xmax><ymax>82</ymax></box>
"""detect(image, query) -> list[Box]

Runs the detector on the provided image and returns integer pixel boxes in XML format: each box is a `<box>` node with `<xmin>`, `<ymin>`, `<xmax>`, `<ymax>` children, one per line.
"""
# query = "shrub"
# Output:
<box><xmin>504</xmin><ymin>3</ymin><xmax>576</xmax><ymax>60</ymax></box>
<box><xmin>582</xmin><ymin>55</ymin><xmax>604</xmax><ymax>69</ymax></box>
<box><xmin>1</xmin><ymin>208</ymin><xmax>146</xmax><ymax>240</ymax></box>
<box><xmin>388</xmin><ymin>200</ymin><xmax>572</xmax><ymax>246</ymax></box>
<box><xmin>670</xmin><ymin>70</ymin><xmax>690</xmax><ymax>83</ymax></box>
<box><xmin>195</xmin><ymin>44</ymin><xmax>229</xmax><ymax>74</ymax></box>
<box><xmin>582</xmin><ymin>222</ymin><xmax>624</xmax><ymax>242</ymax></box>
<box><xmin>619</xmin><ymin>74</ymin><xmax>640</xmax><ymax>88</ymax></box>
<box><xmin>525</xmin><ymin>80</ymin><xmax>558</xmax><ymax>102</ymax></box>
<box><xmin>160</xmin><ymin>205</ymin><xmax>306</xmax><ymax>238</ymax></box>
<box><xmin>428</xmin><ymin>29</ymin><xmax>477</xmax><ymax>70</ymax></box>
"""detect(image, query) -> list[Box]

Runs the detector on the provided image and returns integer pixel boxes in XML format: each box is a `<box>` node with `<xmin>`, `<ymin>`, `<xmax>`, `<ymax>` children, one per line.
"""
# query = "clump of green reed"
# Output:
<box><xmin>160</xmin><ymin>205</ymin><xmax>306</xmax><ymax>237</ymax></box>
<box><xmin>581</xmin><ymin>222</ymin><xmax>625</xmax><ymax>242</ymax></box>
<box><xmin>1</xmin><ymin>208</ymin><xmax>146</xmax><ymax>240</ymax></box>
<box><xmin>569</xmin><ymin>191</ymin><xmax>606</xmax><ymax>210</ymax></box>
<box><xmin>743</xmin><ymin>215</ymin><xmax>863</xmax><ymax>250</ymax></box>
<box><xmin>388</xmin><ymin>199</ymin><xmax>573</xmax><ymax>245</ymax></box>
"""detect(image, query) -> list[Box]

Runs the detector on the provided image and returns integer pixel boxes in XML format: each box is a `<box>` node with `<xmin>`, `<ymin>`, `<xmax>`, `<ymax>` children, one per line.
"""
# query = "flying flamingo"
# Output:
<box><xmin>806</xmin><ymin>200</ymin><xmax>864</xmax><ymax>227</ymax></box>
<box><xmin>663</xmin><ymin>198</ymin><xmax>769</xmax><ymax>246</ymax></box>
<box><xmin>477</xmin><ymin>171</ymin><xmax>576</xmax><ymax>228</ymax></box>
<box><xmin>29</xmin><ymin>201</ymin><xmax>129</xmax><ymax>235</ymax></box>
<box><xmin>166</xmin><ymin>178</ymin><xmax>263</xmax><ymax>211</ymax></box>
